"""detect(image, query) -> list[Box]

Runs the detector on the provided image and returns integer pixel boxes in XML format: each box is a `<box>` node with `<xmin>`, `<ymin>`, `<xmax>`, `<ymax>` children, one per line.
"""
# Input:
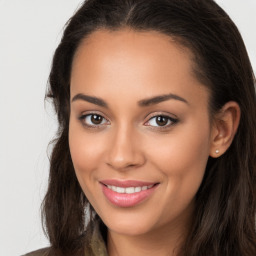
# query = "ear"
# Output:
<box><xmin>209</xmin><ymin>101</ymin><xmax>241</xmax><ymax>158</ymax></box>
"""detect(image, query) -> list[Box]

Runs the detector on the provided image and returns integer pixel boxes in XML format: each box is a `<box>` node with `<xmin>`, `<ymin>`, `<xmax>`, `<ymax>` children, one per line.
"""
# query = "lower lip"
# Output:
<box><xmin>101</xmin><ymin>184</ymin><xmax>158</xmax><ymax>208</ymax></box>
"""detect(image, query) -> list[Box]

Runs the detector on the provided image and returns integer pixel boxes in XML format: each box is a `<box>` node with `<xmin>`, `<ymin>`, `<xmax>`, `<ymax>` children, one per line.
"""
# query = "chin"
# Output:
<box><xmin>109</xmin><ymin>222</ymin><xmax>153</xmax><ymax>236</ymax></box>
<box><xmin>100</xmin><ymin>210</ymin><xmax>159</xmax><ymax>236</ymax></box>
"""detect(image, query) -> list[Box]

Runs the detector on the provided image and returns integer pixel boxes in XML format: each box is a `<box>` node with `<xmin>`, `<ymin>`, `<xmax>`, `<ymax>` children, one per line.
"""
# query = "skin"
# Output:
<box><xmin>69</xmin><ymin>29</ymin><xmax>240</xmax><ymax>256</ymax></box>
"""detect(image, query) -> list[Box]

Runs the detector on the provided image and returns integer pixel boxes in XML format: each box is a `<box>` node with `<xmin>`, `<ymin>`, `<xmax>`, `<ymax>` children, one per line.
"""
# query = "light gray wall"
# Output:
<box><xmin>0</xmin><ymin>1</ymin><xmax>255</xmax><ymax>255</ymax></box>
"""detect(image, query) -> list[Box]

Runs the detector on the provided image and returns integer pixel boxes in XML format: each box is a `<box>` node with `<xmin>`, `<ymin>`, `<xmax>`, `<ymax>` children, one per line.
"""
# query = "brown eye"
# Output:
<box><xmin>91</xmin><ymin>114</ymin><xmax>103</xmax><ymax>124</ymax></box>
<box><xmin>81</xmin><ymin>114</ymin><xmax>108</xmax><ymax>126</ymax></box>
<box><xmin>156</xmin><ymin>116</ymin><xmax>169</xmax><ymax>126</ymax></box>
<box><xmin>146</xmin><ymin>115</ymin><xmax>178</xmax><ymax>128</ymax></box>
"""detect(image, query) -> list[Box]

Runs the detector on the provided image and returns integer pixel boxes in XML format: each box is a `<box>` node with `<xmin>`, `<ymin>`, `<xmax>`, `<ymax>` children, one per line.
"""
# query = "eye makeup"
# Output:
<box><xmin>78</xmin><ymin>111</ymin><xmax>179</xmax><ymax>131</ymax></box>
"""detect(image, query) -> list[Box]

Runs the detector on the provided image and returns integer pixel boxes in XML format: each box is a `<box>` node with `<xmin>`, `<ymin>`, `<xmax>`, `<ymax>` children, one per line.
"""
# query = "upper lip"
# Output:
<box><xmin>100</xmin><ymin>179</ymin><xmax>158</xmax><ymax>188</ymax></box>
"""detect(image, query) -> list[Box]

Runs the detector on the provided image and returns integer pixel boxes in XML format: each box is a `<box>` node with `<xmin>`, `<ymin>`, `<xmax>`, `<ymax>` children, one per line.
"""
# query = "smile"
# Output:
<box><xmin>100</xmin><ymin>180</ymin><xmax>159</xmax><ymax>207</ymax></box>
<box><xmin>106</xmin><ymin>185</ymin><xmax>154</xmax><ymax>194</ymax></box>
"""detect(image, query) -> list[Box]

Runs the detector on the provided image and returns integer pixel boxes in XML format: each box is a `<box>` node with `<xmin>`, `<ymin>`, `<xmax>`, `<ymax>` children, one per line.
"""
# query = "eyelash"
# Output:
<box><xmin>78</xmin><ymin>112</ymin><xmax>179</xmax><ymax>130</ymax></box>
<box><xmin>78</xmin><ymin>112</ymin><xmax>109</xmax><ymax>129</ymax></box>
<box><xmin>144</xmin><ymin>114</ymin><xmax>178</xmax><ymax>129</ymax></box>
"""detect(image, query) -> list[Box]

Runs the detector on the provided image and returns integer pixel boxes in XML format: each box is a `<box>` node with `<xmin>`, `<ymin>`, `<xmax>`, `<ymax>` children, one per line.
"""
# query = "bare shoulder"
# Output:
<box><xmin>22</xmin><ymin>247</ymin><xmax>50</xmax><ymax>256</ymax></box>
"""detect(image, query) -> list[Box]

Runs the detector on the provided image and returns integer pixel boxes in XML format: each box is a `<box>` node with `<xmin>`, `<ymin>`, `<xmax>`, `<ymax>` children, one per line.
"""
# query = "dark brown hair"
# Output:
<box><xmin>42</xmin><ymin>0</ymin><xmax>256</xmax><ymax>255</ymax></box>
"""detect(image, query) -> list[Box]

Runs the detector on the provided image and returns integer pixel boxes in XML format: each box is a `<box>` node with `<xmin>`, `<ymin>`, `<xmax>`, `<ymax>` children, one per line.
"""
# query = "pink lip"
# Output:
<box><xmin>100</xmin><ymin>180</ymin><xmax>159</xmax><ymax>208</ymax></box>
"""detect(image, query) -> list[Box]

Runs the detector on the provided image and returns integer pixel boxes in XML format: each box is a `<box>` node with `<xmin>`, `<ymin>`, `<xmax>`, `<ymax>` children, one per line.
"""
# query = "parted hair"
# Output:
<box><xmin>42</xmin><ymin>0</ymin><xmax>256</xmax><ymax>255</ymax></box>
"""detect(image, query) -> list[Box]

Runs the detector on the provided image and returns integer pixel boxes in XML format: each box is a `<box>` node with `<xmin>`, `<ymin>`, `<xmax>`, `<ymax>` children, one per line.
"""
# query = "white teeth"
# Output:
<box><xmin>116</xmin><ymin>187</ymin><xmax>125</xmax><ymax>193</ymax></box>
<box><xmin>107</xmin><ymin>185</ymin><xmax>154</xmax><ymax>194</ymax></box>
<box><xmin>125</xmin><ymin>187</ymin><xmax>135</xmax><ymax>194</ymax></box>
<box><xmin>134</xmin><ymin>187</ymin><xmax>141</xmax><ymax>193</ymax></box>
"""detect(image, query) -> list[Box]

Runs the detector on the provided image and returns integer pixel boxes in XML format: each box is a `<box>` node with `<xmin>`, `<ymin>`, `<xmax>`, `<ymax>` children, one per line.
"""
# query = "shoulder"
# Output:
<box><xmin>22</xmin><ymin>247</ymin><xmax>50</xmax><ymax>256</ymax></box>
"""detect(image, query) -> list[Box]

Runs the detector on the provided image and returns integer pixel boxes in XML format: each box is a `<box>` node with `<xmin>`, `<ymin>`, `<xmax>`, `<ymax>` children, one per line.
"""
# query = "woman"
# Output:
<box><xmin>24</xmin><ymin>0</ymin><xmax>256</xmax><ymax>255</ymax></box>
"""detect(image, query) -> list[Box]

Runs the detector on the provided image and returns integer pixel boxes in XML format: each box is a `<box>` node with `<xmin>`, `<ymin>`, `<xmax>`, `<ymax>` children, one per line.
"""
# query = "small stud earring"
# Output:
<box><xmin>215</xmin><ymin>149</ymin><xmax>220</xmax><ymax>154</ymax></box>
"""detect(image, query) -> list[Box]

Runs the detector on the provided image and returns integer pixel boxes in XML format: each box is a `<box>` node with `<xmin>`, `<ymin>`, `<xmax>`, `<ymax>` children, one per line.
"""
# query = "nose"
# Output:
<box><xmin>106</xmin><ymin>125</ymin><xmax>145</xmax><ymax>171</ymax></box>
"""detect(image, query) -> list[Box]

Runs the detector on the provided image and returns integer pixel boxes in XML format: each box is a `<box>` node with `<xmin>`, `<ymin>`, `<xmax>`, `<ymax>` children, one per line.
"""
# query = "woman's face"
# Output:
<box><xmin>69</xmin><ymin>29</ymin><xmax>214</xmax><ymax>236</ymax></box>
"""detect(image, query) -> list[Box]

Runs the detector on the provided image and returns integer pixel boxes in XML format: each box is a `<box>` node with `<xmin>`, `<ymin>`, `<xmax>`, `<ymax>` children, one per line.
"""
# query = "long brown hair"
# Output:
<box><xmin>42</xmin><ymin>0</ymin><xmax>256</xmax><ymax>255</ymax></box>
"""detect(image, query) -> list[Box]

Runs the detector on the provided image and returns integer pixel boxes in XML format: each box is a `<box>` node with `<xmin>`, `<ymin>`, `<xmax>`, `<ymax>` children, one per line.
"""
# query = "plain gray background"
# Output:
<box><xmin>0</xmin><ymin>1</ymin><xmax>255</xmax><ymax>255</ymax></box>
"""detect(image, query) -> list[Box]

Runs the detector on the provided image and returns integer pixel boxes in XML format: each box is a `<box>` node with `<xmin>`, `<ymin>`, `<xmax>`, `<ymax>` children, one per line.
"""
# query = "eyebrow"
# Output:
<box><xmin>138</xmin><ymin>93</ymin><xmax>189</xmax><ymax>106</ymax></box>
<box><xmin>71</xmin><ymin>92</ymin><xmax>188</xmax><ymax>108</ymax></box>
<box><xmin>72</xmin><ymin>93</ymin><xmax>108</xmax><ymax>108</ymax></box>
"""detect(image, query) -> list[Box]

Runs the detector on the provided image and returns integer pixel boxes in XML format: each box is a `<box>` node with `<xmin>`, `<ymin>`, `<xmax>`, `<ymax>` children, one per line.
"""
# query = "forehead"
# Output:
<box><xmin>70</xmin><ymin>28</ymin><xmax>208</xmax><ymax>108</ymax></box>
<box><xmin>72</xmin><ymin>28</ymin><xmax>194</xmax><ymax>77</ymax></box>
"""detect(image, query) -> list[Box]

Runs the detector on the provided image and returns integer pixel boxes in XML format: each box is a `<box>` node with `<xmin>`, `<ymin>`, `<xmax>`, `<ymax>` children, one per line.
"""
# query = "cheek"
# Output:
<box><xmin>144</xmin><ymin>122</ymin><xmax>210</xmax><ymax>211</ymax></box>
<box><xmin>146</xmin><ymin>122</ymin><xmax>210</xmax><ymax>172</ymax></box>
<box><xmin>68</xmin><ymin>121</ymin><xmax>105</xmax><ymax>186</ymax></box>
<box><xmin>69</xmin><ymin>124</ymin><xmax>108</xmax><ymax>213</ymax></box>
